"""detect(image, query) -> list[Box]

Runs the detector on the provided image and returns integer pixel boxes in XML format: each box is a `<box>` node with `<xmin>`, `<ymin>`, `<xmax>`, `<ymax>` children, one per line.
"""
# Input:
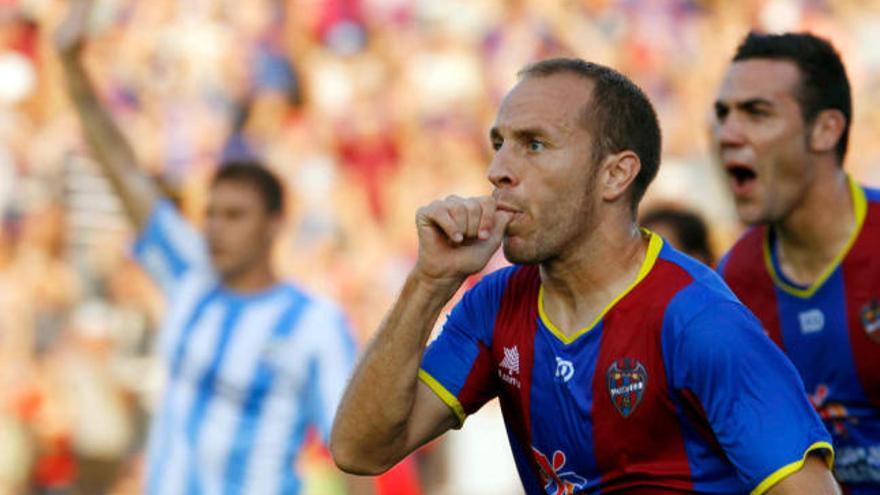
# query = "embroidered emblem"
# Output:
<box><xmin>555</xmin><ymin>357</ymin><xmax>574</xmax><ymax>383</ymax></box>
<box><xmin>606</xmin><ymin>358</ymin><xmax>647</xmax><ymax>418</ymax></box>
<box><xmin>531</xmin><ymin>446</ymin><xmax>588</xmax><ymax>495</ymax></box>
<box><xmin>862</xmin><ymin>299</ymin><xmax>880</xmax><ymax>344</ymax></box>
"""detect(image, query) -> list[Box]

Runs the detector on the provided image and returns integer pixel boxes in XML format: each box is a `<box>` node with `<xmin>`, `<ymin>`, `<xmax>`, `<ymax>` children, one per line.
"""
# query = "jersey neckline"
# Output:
<box><xmin>762</xmin><ymin>175</ymin><xmax>867</xmax><ymax>299</ymax></box>
<box><xmin>538</xmin><ymin>230</ymin><xmax>664</xmax><ymax>345</ymax></box>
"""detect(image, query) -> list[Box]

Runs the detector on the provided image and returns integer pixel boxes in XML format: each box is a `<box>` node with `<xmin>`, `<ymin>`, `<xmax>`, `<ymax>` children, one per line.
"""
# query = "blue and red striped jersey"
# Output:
<box><xmin>420</xmin><ymin>232</ymin><xmax>832</xmax><ymax>495</ymax></box>
<box><xmin>718</xmin><ymin>178</ymin><xmax>880</xmax><ymax>490</ymax></box>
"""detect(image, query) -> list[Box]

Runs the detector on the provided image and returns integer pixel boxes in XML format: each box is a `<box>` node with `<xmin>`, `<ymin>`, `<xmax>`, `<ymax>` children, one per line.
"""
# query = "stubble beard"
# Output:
<box><xmin>502</xmin><ymin>183</ymin><xmax>597</xmax><ymax>266</ymax></box>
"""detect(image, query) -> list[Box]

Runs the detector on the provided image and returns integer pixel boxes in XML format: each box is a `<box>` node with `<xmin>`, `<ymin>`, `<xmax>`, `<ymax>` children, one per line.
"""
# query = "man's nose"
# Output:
<box><xmin>487</xmin><ymin>144</ymin><xmax>518</xmax><ymax>189</ymax></box>
<box><xmin>714</xmin><ymin>115</ymin><xmax>746</xmax><ymax>148</ymax></box>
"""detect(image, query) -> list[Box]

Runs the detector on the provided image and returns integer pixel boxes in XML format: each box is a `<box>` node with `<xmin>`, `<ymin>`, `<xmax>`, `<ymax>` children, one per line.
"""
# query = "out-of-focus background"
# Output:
<box><xmin>1</xmin><ymin>0</ymin><xmax>879</xmax><ymax>494</ymax></box>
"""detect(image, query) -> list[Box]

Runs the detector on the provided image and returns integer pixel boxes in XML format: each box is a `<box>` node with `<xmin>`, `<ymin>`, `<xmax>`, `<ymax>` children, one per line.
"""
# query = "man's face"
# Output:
<box><xmin>205</xmin><ymin>180</ymin><xmax>279</xmax><ymax>280</ymax></box>
<box><xmin>712</xmin><ymin>59</ymin><xmax>815</xmax><ymax>225</ymax></box>
<box><xmin>488</xmin><ymin>73</ymin><xmax>599</xmax><ymax>264</ymax></box>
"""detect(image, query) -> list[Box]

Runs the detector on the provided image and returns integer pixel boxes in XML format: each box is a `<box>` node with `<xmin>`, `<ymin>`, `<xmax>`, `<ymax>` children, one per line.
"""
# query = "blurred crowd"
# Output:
<box><xmin>1</xmin><ymin>0</ymin><xmax>880</xmax><ymax>493</ymax></box>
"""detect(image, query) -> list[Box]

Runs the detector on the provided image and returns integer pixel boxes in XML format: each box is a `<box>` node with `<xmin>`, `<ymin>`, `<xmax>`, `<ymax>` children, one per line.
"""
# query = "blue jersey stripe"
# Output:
<box><xmin>222</xmin><ymin>289</ymin><xmax>308</xmax><ymax>495</ymax></box>
<box><xmin>184</xmin><ymin>297</ymin><xmax>246</xmax><ymax>494</ymax></box>
<box><xmin>148</xmin><ymin>286</ymin><xmax>220</xmax><ymax>495</ymax></box>
<box><xmin>280</xmin><ymin>358</ymin><xmax>319</xmax><ymax>495</ymax></box>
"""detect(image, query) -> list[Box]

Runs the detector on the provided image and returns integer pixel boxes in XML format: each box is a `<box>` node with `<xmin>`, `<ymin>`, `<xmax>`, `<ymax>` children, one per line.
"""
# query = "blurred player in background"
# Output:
<box><xmin>641</xmin><ymin>206</ymin><xmax>715</xmax><ymax>266</ymax></box>
<box><xmin>54</xmin><ymin>0</ymin><xmax>373</xmax><ymax>493</ymax></box>
<box><xmin>715</xmin><ymin>32</ymin><xmax>880</xmax><ymax>494</ymax></box>
<box><xmin>331</xmin><ymin>57</ymin><xmax>839</xmax><ymax>494</ymax></box>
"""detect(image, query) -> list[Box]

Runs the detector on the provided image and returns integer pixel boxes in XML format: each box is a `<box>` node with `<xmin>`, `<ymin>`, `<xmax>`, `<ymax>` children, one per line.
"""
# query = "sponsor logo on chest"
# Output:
<box><xmin>555</xmin><ymin>357</ymin><xmax>575</xmax><ymax>383</ymax></box>
<box><xmin>798</xmin><ymin>308</ymin><xmax>825</xmax><ymax>334</ymax></box>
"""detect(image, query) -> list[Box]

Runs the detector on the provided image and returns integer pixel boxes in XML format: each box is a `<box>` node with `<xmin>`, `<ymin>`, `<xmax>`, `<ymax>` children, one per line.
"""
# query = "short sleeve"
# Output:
<box><xmin>670</xmin><ymin>300</ymin><xmax>833</xmax><ymax>493</ymax></box>
<box><xmin>304</xmin><ymin>301</ymin><xmax>359</xmax><ymax>444</ymax></box>
<box><xmin>133</xmin><ymin>199</ymin><xmax>209</xmax><ymax>295</ymax></box>
<box><xmin>419</xmin><ymin>268</ymin><xmax>514</xmax><ymax>426</ymax></box>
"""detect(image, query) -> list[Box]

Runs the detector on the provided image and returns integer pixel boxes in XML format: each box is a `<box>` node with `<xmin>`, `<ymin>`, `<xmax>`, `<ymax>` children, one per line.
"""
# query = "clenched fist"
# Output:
<box><xmin>413</xmin><ymin>195</ymin><xmax>514</xmax><ymax>283</ymax></box>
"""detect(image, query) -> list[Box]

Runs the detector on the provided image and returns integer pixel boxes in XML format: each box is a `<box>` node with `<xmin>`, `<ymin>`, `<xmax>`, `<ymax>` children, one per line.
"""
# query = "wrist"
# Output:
<box><xmin>411</xmin><ymin>265</ymin><xmax>465</xmax><ymax>288</ymax></box>
<box><xmin>408</xmin><ymin>269</ymin><xmax>465</xmax><ymax>298</ymax></box>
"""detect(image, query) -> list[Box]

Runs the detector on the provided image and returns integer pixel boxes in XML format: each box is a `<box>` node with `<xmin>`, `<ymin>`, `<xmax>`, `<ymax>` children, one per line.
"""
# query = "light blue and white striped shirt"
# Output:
<box><xmin>134</xmin><ymin>200</ymin><xmax>357</xmax><ymax>495</ymax></box>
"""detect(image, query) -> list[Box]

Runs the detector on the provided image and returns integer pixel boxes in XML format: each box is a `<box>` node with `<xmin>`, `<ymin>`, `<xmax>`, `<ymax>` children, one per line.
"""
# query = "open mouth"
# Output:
<box><xmin>726</xmin><ymin>165</ymin><xmax>757</xmax><ymax>187</ymax></box>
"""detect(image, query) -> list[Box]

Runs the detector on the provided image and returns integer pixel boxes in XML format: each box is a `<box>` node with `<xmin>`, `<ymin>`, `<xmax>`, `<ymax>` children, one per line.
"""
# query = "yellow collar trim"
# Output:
<box><xmin>763</xmin><ymin>176</ymin><xmax>867</xmax><ymax>299</ymax></box>
<box><xmin>539</xmin><ymin>230</ymin><xmax>663</xmax><ymax>345</ymax></box>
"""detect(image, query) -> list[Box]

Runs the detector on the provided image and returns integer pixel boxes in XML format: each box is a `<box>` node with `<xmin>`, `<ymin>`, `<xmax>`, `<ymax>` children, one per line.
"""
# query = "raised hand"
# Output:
<box><xmin>54</xmin><ymin>0</ymin><xmax>94</xmax><ymax>59</ymax></box>
<box><xmin>414</xmin><ymin>195</ymin><xmax>513</xmax><ymax>283</ymax></box>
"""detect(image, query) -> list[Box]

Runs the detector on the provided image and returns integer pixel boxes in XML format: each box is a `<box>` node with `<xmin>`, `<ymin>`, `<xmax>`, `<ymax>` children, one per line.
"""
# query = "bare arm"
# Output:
<box><xmin>343</xmin><ymin>473</ymin><xmax>376</xmax><ymax>495</ymax></box>
<box><xmin>765</xmin><ymin>454</ymin><xmax>840</xmax><ymax>495</ymax></box>
<box><xmin>330</xmin><ymin>196</ymin><xmax>513</xmax><ymax>474</ymax></box>
<box><xmin>55</xmin><ymin>0</ymin><xmax>161</xmax><ymax>230</ymax></box>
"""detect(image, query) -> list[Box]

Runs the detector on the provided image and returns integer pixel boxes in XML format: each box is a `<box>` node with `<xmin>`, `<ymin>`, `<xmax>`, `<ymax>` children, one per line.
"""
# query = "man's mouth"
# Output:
<box><xmin>725</xmin><ymin>163</ymin><xmax>757</xmax><ymax>191</ymax></box>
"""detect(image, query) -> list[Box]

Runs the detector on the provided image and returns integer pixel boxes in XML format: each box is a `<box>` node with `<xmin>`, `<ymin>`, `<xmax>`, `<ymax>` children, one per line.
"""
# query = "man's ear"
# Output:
<box><xmin>267</xmin><ymin>212</ymin><xmax>285</xmax><ymax>239</ymax></box>
<box><xmin>600</xmin><ymin>151</ymin><xmax>641</xmax><ymax>203</ymax></box>
<box><xmin>809</xmin><ymin>109</ymin><xmax>846</xmax><ymax>154</ymax></box>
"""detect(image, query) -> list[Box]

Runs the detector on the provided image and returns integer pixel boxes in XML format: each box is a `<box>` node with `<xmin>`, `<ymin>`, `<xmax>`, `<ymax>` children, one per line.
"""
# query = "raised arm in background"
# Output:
<box><xmin>55</xmin><ymin>0</ymin><xmax>161</xmax><ymax>230</ymax></box>
<box><xmin>330</xmin><ymin>195</ymin><xmax>512</xmax><ymax>474</ymax></box>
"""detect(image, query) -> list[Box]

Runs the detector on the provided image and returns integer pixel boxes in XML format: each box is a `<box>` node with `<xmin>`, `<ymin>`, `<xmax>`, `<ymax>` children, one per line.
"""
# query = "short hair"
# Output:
<box><xmin>211</xmin><ymin>160</ymin><xmax>285</xmax><ymax>215</ymax></box>
<box><xmin>640</xmin><ymin>207</ymin><xmax>714</xmax><ymax>265</ymax></box>
<box><xmin>518</xmin><ymin>58</ymin><xmax>662</xmax><ymax>213</ymax></box>
<box><xmin>733</xmin><ymin>31</ymin><xmax>852</xmax><ymax>162</ymax></box>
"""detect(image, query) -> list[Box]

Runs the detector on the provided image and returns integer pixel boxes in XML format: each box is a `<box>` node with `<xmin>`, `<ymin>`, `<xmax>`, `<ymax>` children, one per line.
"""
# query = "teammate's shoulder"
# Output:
<box><xmin>655</xmin><ymin>243</ymin><xmax>742</xmax><ymax>319</ymax></box>
<box><xmin>863</xmin><ymin>183</ymin><xmax>880</xmax><ymax>203</ymax></box>
<box><xmin>717</xmin><ymin>225</ymin><xmax>766</xmax><ymax>277</ymax></box>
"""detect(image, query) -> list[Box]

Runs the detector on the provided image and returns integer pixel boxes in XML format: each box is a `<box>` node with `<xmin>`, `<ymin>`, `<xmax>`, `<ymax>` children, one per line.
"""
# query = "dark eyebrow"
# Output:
<box><xmin>490</xmin><ymin>125</ymin><xmax>556</xmax><ymax>146</ymax></box>
<box><xmin>735</xmin><ymin>98</ymin><xmax>775</xmax><ymax>113</ymax></box>
<box><xmin>512</xmin><ymin>127</ymin><xmax>550</xmax><ymax>141</ymax></box>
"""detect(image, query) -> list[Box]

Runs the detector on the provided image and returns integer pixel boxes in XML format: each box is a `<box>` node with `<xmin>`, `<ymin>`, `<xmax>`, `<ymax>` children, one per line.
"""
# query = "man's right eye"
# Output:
<box><xmin>492</xmin><ymin>141</ymin><xmax>503</xmax><ymax>151</ymax></box>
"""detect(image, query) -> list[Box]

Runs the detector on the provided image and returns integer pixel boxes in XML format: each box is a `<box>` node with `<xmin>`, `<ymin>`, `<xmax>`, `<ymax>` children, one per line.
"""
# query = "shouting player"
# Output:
<box><xmin>716</xmin><ymin>32</ymin><xmax>880</xmax><ymax>494</ymax></box>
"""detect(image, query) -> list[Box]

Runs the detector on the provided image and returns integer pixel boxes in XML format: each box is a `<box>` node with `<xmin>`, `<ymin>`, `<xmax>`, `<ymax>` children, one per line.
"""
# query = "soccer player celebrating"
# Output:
<box><xmin>332</xmin><ymin>58</ymin><xmax>839</xmax><ymax>494</ymax></box>
<box><xmin>55</xmin><ymin>1</ymin><xmax>373</xmax><ymax>494</ymax></box>
<box><xmin>715</xmin><ymin>32</ymin><xmax>880</xmax><ymax>493</ymax></box>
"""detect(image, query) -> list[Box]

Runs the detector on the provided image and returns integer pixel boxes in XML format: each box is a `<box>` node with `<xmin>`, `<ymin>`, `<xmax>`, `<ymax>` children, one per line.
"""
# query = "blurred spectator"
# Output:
<box><xmin>641</xmin><ymin>205</ymin><xmax>715</xmax><ymax>266</ymax></box>
<box><xmin>0</xmin><ymin>0</ymin><xmax>876</xmax><ymax>493</ymax></box>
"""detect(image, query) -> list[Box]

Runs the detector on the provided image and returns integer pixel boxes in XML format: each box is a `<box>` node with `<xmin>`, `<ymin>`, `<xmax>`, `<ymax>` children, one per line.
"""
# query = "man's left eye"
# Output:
<box><xmin>529</xmin><ymin>140</ymin><xmax>545</xmax><ymax>152</ymax></box>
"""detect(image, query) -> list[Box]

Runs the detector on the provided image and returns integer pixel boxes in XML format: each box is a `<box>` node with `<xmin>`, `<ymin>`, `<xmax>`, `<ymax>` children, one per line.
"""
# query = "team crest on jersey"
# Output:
<box><xmin>606</xmin><ymin>358</ymin><xmax>647</xmax><ymax>418</ymax></box>
<box><xmin>862</xmin><ymin>299</ymin><xmax>880</xmax><ymax>344</ymax></box>
<box><xmin>531</xmin><ymin>446</ymin><xmax>588</xmax><ymax>495</ymax></box>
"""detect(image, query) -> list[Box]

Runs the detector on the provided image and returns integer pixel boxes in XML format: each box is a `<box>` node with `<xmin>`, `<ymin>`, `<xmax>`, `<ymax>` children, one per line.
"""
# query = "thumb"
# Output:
<box><xmin>489</xmin><ymin>210</ymin><xmax>514</xmax><ymax>241</ymax></box>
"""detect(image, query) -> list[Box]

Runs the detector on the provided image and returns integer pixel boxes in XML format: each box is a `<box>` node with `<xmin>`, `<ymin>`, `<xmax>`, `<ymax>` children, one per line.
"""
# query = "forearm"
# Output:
<box><xmin>343</xmin><ymin>473</ymin><xmax>376</xmax><ymax>495</ymax></box>
<box><xmin>59</xmin><ymin>56</ymin><xmax>159</xmax><ymax>228</ymax></box>
<box><xmin>331</xmin><ymin>271</ymin><xmax>462</xmax><ymax>474</ymax></box>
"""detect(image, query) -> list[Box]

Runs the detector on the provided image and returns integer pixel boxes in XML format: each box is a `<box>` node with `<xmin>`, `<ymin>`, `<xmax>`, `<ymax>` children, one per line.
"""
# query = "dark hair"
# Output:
<box><xmin>733</xmin><ymin>31</ymin><xmax>852</xmax><ymax>162</ymax></box>
<box><xmin>641</xmin><ymin>207</ymin><xmax>714</xmax><ymax>265</ymax></box>
<box><xmin>212</xmin><ymin>160</ymin><xmax>285</xmax><ymax>215</ymax></box>
<box><xmin>518</xmin><ymin>58</ymin><xmax>662</xmax><ymax>213</ymax></box>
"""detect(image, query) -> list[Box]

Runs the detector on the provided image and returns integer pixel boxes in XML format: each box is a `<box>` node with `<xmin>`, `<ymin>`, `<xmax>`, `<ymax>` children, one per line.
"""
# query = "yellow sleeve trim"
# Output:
<box><xmin>751</xmin><ymin>441</ymin><xmax>835</xmax><ymax>495</ymax></box>
<box><xmin>539</xmin><ymin>230</ymin><xmax>663</xmax><ymax>345</ymax></box>
<box><xmin>763</xmin><ymin>175</ymin><xmax>866</xmax><ymax>299</ymax></box>
<box><xmin>418</xmin><ymin>369</ymin><xmax>467</xmax><ymax>427</ymax></box>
